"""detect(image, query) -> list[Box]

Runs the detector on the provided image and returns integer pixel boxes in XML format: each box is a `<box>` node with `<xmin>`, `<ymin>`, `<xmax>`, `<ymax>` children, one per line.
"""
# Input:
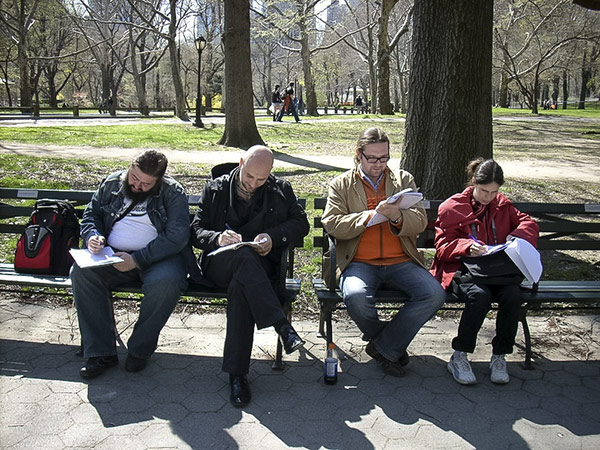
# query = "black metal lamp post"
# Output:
<box><xmin>194</xmin><ymin>35</ymin><xmax>207</xmax><ymax>128</ymax></box>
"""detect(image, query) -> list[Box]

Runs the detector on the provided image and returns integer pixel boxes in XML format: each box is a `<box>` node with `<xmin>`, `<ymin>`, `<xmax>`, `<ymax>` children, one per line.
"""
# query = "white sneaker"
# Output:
<box><xmin>447</xmin><ymin>351</ymin><xmax>477</xmax><ymax>385</ymax></box>
<box><xmin>490</xmin><ymin>354</ymin><xmax>510</xmax><ymax>384</ymax></box>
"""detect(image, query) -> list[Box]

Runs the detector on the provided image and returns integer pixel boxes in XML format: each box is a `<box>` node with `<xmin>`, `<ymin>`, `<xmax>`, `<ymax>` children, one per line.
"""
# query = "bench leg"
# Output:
<box><xmin>318</xmin><ymin>306</ymin><xmax>326</xmax><ymax>339</ymax></box>
<box><xmin>272</xmin><ymin>300</ymin><xmax>291</xmax><ymax>371</ymax></box>
<box><xmin>520</xmin><ymin>305</ymin><xmax>534</xmax><ymax>370</ymax></box>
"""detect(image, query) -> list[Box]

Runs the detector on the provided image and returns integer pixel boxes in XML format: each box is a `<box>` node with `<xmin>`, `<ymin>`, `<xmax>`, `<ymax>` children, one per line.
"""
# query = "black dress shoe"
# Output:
<box><xmin>125</xmin><ymin>355</ymin><xmax>147</xmax><ymax>373</ymax></box>
<box><xmin>229</xmin><ymin>374</ymin><xmax>251</xmax><ymax>407</ymax></box>
<box><xmin>278</xmin><ymin>324</ymin><xmax>305</xmax><ymax>354</ymax></box>
<box><xmin>80</xmin><ymin>355</ymin><xmax>119</xmax><ymax>379</ymax></box>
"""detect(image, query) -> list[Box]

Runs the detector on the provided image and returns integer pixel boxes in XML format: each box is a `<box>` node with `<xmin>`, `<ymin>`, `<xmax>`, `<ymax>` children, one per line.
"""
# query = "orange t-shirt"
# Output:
<box><xmin>353</xmin><ymin>174</ymin><xmax>409</xmax><ymax>266</ymax></box>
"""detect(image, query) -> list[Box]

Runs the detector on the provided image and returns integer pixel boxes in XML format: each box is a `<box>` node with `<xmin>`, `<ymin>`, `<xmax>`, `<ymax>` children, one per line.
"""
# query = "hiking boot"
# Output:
<box><xmin>447</xmin><ymin>351</ymin><xmax>477</xmax><ymax>385</ymax></box>
<box><xmin>490</xmin><ymin>354</ymin><xmax>510</xmax><ymax>384</ymax></box>
<box><xmin>366</xmin><ymin>341</ymin><xmax>406</xmax><ymax>377</ymax></box>
<box><xmin>366</xmin><ymin>341</ymin><xmax>409</xmax><ymax>366</ymax></box>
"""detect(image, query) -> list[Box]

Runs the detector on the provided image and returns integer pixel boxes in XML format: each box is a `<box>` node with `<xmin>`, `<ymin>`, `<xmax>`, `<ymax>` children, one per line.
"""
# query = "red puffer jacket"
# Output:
<box><xmin>430</xmin><ymin>186</ymin><xmax>539</xmax><ymax>290</ymax></box>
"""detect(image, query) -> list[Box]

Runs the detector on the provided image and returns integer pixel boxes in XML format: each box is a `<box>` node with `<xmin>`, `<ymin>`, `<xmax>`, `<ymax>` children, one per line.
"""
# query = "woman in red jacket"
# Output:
<box><xmin>431</xmin><ymin>158</ymin><xmax>539</xmax><ymax>385</ymax></box>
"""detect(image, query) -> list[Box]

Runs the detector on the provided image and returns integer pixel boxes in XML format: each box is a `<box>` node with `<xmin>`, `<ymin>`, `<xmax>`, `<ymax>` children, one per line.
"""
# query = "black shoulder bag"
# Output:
<box><xmin>457</xmin><ymin>222</ymin><xmax>523</xmax><ymax>285</ymax></box>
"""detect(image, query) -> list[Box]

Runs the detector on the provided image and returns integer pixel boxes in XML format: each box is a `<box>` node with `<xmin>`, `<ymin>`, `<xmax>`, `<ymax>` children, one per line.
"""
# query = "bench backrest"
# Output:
<box><xmin>0</xmin><ymin>187</ymin><xmax>306</xmax><ymax>249</ymax></box>
<box><xmin>313</xmin><ymin>197</ymin><xmax>600</xmax><ymax>252</ymax></box>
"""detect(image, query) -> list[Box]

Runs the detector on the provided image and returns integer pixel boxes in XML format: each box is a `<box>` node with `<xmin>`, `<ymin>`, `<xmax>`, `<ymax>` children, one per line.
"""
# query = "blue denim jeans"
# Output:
<box><xmin>71</xmin><ymin>254</ymin><xmax>187</xmax><ymax>360</ymax></box>
<box><xmin>340</xmin><ymin>261</ymin><xmax>446</xmax><ymax>362</ymax></box>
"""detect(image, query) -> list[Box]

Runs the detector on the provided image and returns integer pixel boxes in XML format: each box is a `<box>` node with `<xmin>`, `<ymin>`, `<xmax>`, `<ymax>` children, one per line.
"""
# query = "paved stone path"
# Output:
<box><xmin>1</xmin><ymin>297</ymin><xmax>599</xmax><ymax>449</ymax></box>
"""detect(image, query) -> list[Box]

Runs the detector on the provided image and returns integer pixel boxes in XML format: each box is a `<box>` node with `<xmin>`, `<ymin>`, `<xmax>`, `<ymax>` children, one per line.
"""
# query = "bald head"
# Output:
<box><xmin>238</xmin><ymin>145</ymin><xmax>274</xmax><ymax>194</ymax></box>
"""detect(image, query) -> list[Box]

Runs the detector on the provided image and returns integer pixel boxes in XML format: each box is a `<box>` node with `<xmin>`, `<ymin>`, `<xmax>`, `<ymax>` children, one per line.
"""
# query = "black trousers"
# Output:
<box><xmin>451</xmin><ymin>281</ymin><xmax>522</xmax><ymax>355</ymax></box>
<box><xmin>205</xmin><ymin>247</ymin><xmax>286</xmax><ymax>375</ymax></box>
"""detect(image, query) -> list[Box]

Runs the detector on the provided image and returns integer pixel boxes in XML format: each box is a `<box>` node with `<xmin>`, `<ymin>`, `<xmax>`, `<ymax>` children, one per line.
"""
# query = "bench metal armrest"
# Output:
<box><xmin>327</xmin><ymin>234</ymin><xmax>337</xmax><ymax>293</ymax></box>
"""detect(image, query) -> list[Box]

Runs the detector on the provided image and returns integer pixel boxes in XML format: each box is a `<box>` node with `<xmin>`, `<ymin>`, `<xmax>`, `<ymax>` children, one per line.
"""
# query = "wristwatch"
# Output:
<box><xmin>391</xmin><ymin>215</ymin><xmax>402</xmax><ymax>224</ymax></box>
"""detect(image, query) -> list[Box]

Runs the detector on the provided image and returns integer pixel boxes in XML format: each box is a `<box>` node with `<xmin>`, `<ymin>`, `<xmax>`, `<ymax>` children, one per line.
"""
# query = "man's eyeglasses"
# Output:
<box><xmin>361</xmin><ymin>152</ymin><xmax>390</xmax><ymax>164</ymax></box>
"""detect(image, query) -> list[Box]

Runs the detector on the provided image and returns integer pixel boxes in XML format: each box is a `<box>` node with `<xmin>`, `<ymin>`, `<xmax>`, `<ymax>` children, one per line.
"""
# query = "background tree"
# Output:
<box><xmin>402</xmin><ymin>0</ymin><xmax>493</xmax><ymax>200</ymax></box>
<box><xmin>218</xmin><ymin>0</ymin><xmax>263</xmax><ymax>147</ymax></box>
<box><xmin>493</xmin><ymin>0</ymin><xmax>596</xmax><ymax>114</ymax></box>
<box><xmin>0</xmin><ymin>0</ymin><xmax>40</xmax><ymax>108</ymax></box>
<box><xmin>376</xmin><ymin>0</ymin><xmax>411</xmax><ymax>114</ymax></box>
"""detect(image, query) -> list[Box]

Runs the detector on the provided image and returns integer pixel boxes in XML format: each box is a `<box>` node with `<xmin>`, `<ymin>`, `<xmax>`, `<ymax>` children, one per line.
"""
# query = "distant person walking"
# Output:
<box><xmin>276</xmin><ymin>82</ymin><xmax>300</xmax><ymax>123</ymax></box>
<box><xmin>271</xmin><ymin>85</ymin><xmax>283</xmax><ymax>121</ymax></box>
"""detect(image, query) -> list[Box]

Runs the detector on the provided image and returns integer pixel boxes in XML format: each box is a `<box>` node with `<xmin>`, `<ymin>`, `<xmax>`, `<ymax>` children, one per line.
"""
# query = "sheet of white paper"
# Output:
<box><xmin>207</xmin><ymin>237</ymin><xmax>268</xmax><ymax>257</ymax></box>
<box><xmin>504</xmin><ymin>238</ymin><xmax>543</xmax><ymax>284</ymax></box>
<box><xmin>69</xmin><ymin>247</ymin><xmax>124</xmax><ymax>268</ymax></box>
<box><xmin>481</xmin><ymin>242</ymin><xmax>510</xmax><ymax>256</ymax></box>
<box><xmin>366</xmin><ymin>188</ymin><xmax>423</xmax><ymax>227</ymax></box>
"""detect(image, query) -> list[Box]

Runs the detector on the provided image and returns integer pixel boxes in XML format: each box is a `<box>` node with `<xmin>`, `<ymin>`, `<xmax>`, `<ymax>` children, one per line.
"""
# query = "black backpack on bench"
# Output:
<box><xmin>14</xmin><ymin>199</ymin><xmax>80</xmax><ymax>275</ymax></box>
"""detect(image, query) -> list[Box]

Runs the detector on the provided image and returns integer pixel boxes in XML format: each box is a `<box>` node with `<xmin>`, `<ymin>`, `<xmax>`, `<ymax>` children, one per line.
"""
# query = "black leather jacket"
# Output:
<box><xmin>191</xmin><ymin>167</ymin><xmax>309</xmax><ymax>271</ymax></box>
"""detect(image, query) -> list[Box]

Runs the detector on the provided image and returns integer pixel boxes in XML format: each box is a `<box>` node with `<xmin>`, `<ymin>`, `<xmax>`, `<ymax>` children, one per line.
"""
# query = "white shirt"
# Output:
<box><xmin>107</xmin><ymin>199</ymin><xmax>158</xmax><ymax>251</ymax></box>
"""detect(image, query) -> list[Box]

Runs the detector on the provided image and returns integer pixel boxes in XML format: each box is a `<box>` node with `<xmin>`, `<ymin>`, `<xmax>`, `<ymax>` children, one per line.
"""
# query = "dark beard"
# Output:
<box><xmin>121</xmin><ymin>177</ymin><xmax>160</xmax><ymax>202</ymax></box>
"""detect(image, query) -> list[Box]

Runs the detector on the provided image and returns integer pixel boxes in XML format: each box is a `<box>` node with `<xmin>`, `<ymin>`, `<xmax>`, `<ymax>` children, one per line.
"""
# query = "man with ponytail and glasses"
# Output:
<box><xmin>322</xmin><ymin>127</ymin><xmax>446</xmax><ymax>377</ymax></box>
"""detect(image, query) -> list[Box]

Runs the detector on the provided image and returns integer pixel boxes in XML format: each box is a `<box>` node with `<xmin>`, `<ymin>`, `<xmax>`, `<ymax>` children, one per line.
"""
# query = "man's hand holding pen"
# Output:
<box><xmin>87</xmin><ymin>234</ymin><xmax>105</xmax><ymax>254</ymax></box>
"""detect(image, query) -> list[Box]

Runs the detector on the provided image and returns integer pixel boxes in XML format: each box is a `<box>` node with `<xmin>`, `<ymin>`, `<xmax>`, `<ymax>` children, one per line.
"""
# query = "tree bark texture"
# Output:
<box><xmin>168</xmin><ymin>0</ymin><xmax>188</xmax><ymax>121</ymax></box>
<box><xmin>218</xmin><ymin>0</ymin><xmax>263</xmax><ymax>148</ymax></box>
<box><xmin>402</xmin><ymin>0</ymin><xmax>493</xmax><ymax>201</ymax></box>
<box><xmin>298</xmin><ymin>12</ymin><xmax>318</xmax><ymax>116</ymax></box>
<box><xmin>376</xmin><ymin>0</ymin><xmax>399</xmax><ymax>114</ymax></box>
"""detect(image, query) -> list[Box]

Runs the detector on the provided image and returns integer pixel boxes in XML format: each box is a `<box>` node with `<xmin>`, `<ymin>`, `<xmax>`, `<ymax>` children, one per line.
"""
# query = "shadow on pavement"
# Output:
<box><xmin>1</xmin><ymin>338</ymin><xmax>599</xmax><ymax>449</ymax></box>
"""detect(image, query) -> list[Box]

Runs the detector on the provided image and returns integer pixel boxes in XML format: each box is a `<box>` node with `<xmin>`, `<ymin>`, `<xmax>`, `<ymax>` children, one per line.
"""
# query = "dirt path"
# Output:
<box><xmin>1</xmin><ymin>141</ymin><xmax>598</xmax><ymax>182</ymax></box>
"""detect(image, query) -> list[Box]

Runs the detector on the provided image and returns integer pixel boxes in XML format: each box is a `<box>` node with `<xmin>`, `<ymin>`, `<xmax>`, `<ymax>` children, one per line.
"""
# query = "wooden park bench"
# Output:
<box><xmin>313</xmin><ymin>197</ymin><xmax>600</xmax><ymax>368</ymax></box>
<box><xmin>0</xmin><ymin>187</ymin><xmax>305</xmax><ymax>370</ymax></box>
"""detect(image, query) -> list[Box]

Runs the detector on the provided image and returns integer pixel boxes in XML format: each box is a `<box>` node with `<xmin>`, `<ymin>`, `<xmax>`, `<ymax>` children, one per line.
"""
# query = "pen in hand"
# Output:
<box><xmin>468</xmin><ymin>233</ymin><xmax>484</xmax><ymax>245</ymax></box>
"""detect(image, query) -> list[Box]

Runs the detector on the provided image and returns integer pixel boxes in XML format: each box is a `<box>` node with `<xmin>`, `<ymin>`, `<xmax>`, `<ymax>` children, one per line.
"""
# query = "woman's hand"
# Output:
<box><xmin>469</xmin><ymin>242</ymin><xmax>488</xmax><ymax>256</ymax></box>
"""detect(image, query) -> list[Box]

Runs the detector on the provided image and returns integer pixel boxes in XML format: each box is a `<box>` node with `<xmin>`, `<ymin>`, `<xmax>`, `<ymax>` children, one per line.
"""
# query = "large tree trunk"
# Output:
<box><xmin>402</xmin><ymin>0</ymin><xmax>493</xmax><ymax>201</ymax></box>
<box><xmin>218</xmin><ymin>0</ymin><xmax>263</xmax><ymax>148</ymax></box>
<box><xmin>168</xmin><ymin>0</ymin><xmax>188</xmax><ymax>120</ymax></box>
<box><xmin>298</xmin><ymin>14</ymin><xmax>318</xmax><ymax>116</ymax></box>
<box><xmin>499</xmin><ymin>70</ymin><xmax>509</xmax><ymax>108</ymax></box>
<box><xmin>579</xmin><ymin>50</ymin><xmax>590</xmax><ymax>109</ymax></box>
<box><xmin>562</xmin><ymin>70</ymin><xmax>568</xmax><ymax>109</ymax></box>
<box><xmin>376</xmin><ymin>0</ymin><xmax>399</xmax><ymax>115</ymax></box>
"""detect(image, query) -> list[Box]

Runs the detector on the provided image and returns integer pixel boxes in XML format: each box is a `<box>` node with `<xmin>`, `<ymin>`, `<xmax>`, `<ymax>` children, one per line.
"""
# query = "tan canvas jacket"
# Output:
<box><xmin>321</xmin><ymin>167</ymin><xmax>427</xmax><ymax>287</ymax></box>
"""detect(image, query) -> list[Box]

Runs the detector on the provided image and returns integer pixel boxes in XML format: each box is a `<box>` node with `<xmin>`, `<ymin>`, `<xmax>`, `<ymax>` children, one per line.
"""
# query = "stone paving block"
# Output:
<box><xmin>431</xmin><ymin>393</ymin><xmax>476</xmax><ymax>414</ymax></box>
<box><xmin>252</xmin><ymin>373</ymin><xmax>293</xmax><ymax>392</ymax></box>
<box><xmin>110</xmin><ymin>392</ymin><xmax>156</xmax><ymax>414</ymax></box>
<box><xmin>522</xmin><ymin>378</ymin><xmax>564</xmax><ymax>398</ymax></box>
<box><xmin>95</xmin><ymin>435</ymin><xmax>152</xmax><ymax>450</ymax></box>
<box><xmin>151</xmin><ymin>367</ymin><xmax>195</xmax><ymax>387</ymax></box>
<box><xmin>150</xmin><ymin>401</ymin><xmax>191</xmax><ymax>424</ymax></box>
<box><xmin>282</xmin><ymin>364</ymin><xmax>322</xmax><ymax>383</ymax></box>
<box><xmin>69</xmin><ymin>401</ymin><xmax>105</xmax><ymax>425</ymax></box>
<box><xmin>421</xmin><ymin>375</ymin><xmax>462</xmax><ymax>395</ymax></box>
<box><xmin>441</xmin><ymin>409</ymin><xmax>493</xmax><ymax>435</ymax></box>
<box><xmin>393</xmin><ymin>385</ymin><xmax>436</xmax><ymax>405</ymax></box>
<box><xmin>3</xmin><ymin>381</ymin><xmax>52</xmax><ymax>404</ymax></box>
<box><xmin>561</xmin><ymin>384</ymin><xmax>600</xmax><ymax>404</ymax></box>
<box><xmin>563</xmin><ymin>360</ymin><xmax>600</xmax><ymax>377</ymax></box>
<box><xmin>413</xmin><ymin>423</ymin><xmax>476</xmax><ymax>449</ymax></box>
<box><xmin>139</xmin><ymin>422</ymin><xmax>190</xmax><ymax>448</ymax></box>
<box><xmin>372</xmin><ymin>414</ymin><xmax>421</xmax><ymax>440</ymax></box>
<box><xmin>494</xmin><ymin>389</ymin><xmax>540</xmax><ymax>411</ymax></box>
<box><xmin>59</xmin><ymin>422</ymin><xmax>111</xmax><ymax>448</ymax></box>
<box><xmin>7</xmin><ymin>433</ymin><xmax>65</xmax><ymax>450</ymax></box>
<box><xmin>182</xmin><ymin>391</ymin><xmax>227</xmax><ymax>413</ymax></box>
<box><xmin>473</xmin><ymin>400</ymin><xmax>519</xmax><ymax>422</ymax></box>
<box><xmin>256</xmin><ymin>409</ymin><xmax>303</xmax><ymax>435</ymax></box>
